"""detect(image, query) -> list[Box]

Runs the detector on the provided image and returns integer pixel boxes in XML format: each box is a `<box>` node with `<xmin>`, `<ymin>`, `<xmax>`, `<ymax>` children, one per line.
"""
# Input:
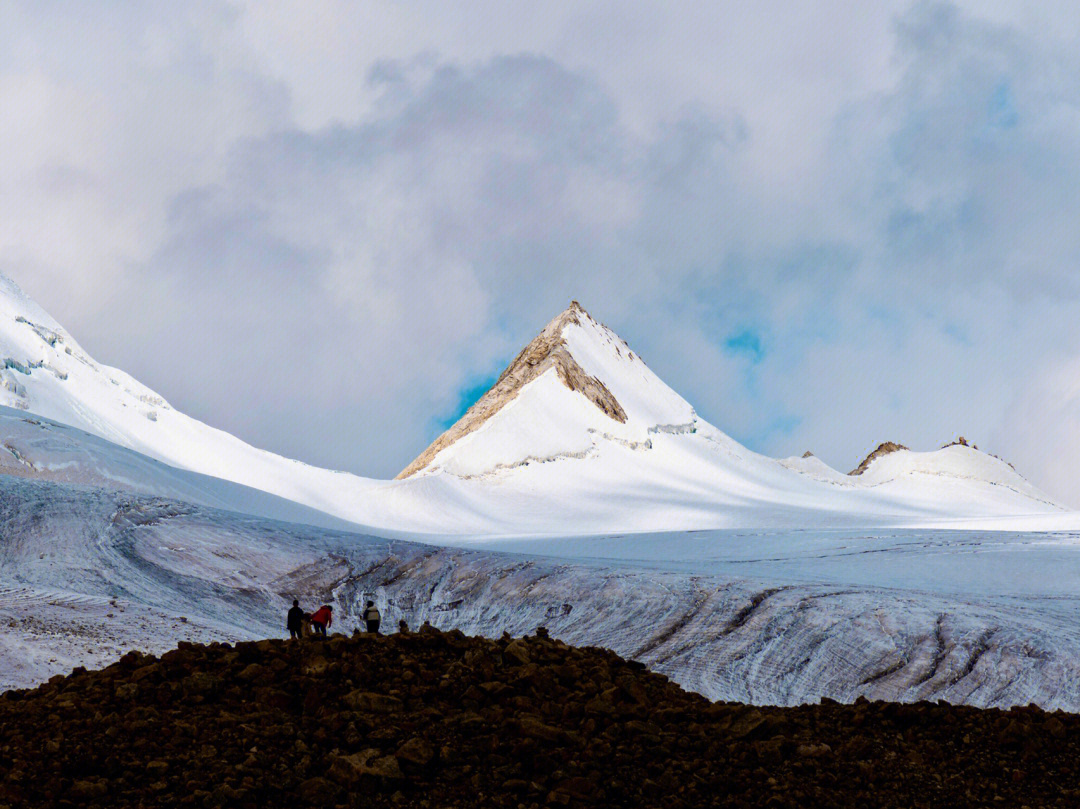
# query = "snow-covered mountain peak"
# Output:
<box><xmin>398</xmin><ymin>302</ymin><xmax>697</xmax><ymax>479</ymax></box>
<box><xmin>844</xmin><ymin>438</ymin><xmax>1055</xmax><ymax>505</ymax></box>
<box><xmin>1</xmin><ymin>273</ymin><xmax>172</xmax><ymax>417</ymax></box>
<box><xmin>0</xmin><ymin>271</ymin><xmax>387</xmax><ymax>525</ymax></box>
<box><xmin>0</xmin><ymin>274</ymin><xmax>62</xmax><ymax>332</ymax></box>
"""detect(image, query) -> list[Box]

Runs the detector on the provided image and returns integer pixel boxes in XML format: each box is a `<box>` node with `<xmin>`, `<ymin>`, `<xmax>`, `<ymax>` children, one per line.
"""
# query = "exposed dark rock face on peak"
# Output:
<box><xmin>3</xmin><ymin>628</ymin><xmax>1080</xmax><ymax>808</ymax></box>
<box><xmin>848</xmin><ymin>441</ymin><xmax>909</xmax><ymax>476</ymax></box>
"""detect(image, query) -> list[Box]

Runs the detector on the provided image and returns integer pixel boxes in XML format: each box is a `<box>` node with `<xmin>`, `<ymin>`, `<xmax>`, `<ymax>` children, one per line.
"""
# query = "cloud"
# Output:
<box><xmin>87</xmin><ymin>55</ymin><xmax>649</xmax><ymax>476</ymax></box>
<box><xmin>5</xmin><ymin>1</ymin><xmax>1080</xmax><ymax>503</ymax></box>
<box><xmin>0</xmin><ymin>0</ymin><xmax>290</xmax><ymax>321</ymax></box>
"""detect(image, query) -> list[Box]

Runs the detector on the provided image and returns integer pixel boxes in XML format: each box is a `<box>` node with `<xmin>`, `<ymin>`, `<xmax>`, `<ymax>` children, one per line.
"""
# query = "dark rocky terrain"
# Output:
<box><xmin>0</xmin><ymin>626</ymin><xmax>1077</xmax><ymax>808</ymax></box>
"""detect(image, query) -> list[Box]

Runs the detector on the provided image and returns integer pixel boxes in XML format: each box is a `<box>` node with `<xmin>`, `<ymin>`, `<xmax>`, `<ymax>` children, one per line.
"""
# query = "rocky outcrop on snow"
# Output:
<box><xmin>940</xmin><ymin>436</ymin><xmax>1022</xmax><ymax>471</ymax></box>
<box><xmin>4</xmin><ymin>628</ymin><xmax>1080</xmax><ymax>809</ymax></box>
<box><xmin>848</xmin><ymin>441</ymin><xmax>909</xmax><ymax>475</ymax></box>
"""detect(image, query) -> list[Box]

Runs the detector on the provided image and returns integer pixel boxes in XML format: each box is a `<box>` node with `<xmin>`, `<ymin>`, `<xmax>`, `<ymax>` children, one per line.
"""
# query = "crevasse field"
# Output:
<box><xmin>3</xmin><ymin>273</ymin><xmax>1080</xmax><ymax>708</ymax></box>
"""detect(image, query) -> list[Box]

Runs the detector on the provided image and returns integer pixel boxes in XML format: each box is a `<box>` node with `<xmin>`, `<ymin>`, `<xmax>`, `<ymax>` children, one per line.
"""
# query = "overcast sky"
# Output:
<box><xmin>4</xmin><ymin>1</ymin><xmax>1080</xmax><ymax>503</ymax></box>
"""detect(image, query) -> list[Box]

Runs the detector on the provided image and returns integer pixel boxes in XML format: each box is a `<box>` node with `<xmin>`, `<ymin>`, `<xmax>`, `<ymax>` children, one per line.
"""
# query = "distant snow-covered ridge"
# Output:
<box><xmin>0</xmin><ymin>272</ymin><xmax>1073</xmax><ymax>537</ymax></box>
<box><xmin>0</xmin><ymin>274</ymin><xmax>388</xmax><ymax>526</ymax></box>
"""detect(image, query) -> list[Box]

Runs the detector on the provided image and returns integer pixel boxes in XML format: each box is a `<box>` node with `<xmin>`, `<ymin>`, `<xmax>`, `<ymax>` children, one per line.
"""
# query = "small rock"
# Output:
<box><xmin>396</xmin><ymin>737</ymin><xmax>435</xmax><ymax>766</ymax></box>
<box><xmin>343</xmin><ymin>691</ymin><xmax>403</xmax><ymax>714</ymax></box>
<box><xmin>504</xmin><ymin>640</ymin><xmax>531</xmax><ymax>666</ymax></box>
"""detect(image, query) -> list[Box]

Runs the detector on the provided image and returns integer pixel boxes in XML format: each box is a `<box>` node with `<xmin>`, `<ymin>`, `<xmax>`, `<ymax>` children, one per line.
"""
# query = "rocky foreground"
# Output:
<box><xmin>1</xmin><ymin>628</ymin><xmax>1078</xmax><ymax>808</ymax></box>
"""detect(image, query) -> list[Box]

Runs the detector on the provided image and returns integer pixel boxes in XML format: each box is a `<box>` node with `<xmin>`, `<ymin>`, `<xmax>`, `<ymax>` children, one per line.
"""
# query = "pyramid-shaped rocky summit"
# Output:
<box><xmin>397</xmin><ymin>301</ymin><xmax>696</xmax><ymax>479</ymax></box>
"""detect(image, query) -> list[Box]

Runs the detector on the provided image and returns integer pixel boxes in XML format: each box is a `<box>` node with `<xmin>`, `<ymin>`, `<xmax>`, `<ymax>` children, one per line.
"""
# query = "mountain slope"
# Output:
<box><xmin>398</xmin><ymin>301</ymin><xmax>695</xmax><ymax>479</ymax></box>
<box><xmin>0</xmin><ymin>274</ymin><xmax>1070</xmax><ymax>536</ymax></box>
<box><xmin>4</xmin><ymin>279</ymin><xmax>1080</xmax><ymax>720</ymax></box>
<box><xmin>0</xmin><ymin>406</ymin><xmax>359</xmax><ymax>531</ymax></box>
<box><xmin>385</xmin><ymin>301</ymin><xmax>1064</xmax><ymax>535</ymax></box>
<box><xmin>0</xmin><ymin>275</ymin><xmax>382</xmax><ymax>525</ymax></box>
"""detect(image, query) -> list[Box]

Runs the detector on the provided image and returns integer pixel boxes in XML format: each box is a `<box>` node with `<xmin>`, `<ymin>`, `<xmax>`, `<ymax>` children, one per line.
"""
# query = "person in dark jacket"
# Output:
<box><xmin>311</xmin><ymin>604</ymin><xmax>333</xmax><ymax>637</ymax></box>
<box><xmin>363</xmin><ymin>601</ymin><xmax>381</xmax><ymax>635</ymax></box>
<box><xmin>287</xmin><ymin>600</ymin><xmax>304</xmax><ymax>640</ymax></box>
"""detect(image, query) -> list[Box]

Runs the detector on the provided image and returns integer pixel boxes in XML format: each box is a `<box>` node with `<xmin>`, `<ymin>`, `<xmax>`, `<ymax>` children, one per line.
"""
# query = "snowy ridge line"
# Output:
<box><xmin>0</xmin><ymin>275</ymin><xmax>1075</xmax><ymax>535</ymax></box>
<box><xmin>854</xmin><ymin>469</ymin><xmax>1064</xmax><ymax>510</ymax></box>
<box><xmin>586</xmin><ymin>429</ymin><xmax>652</xmax><ymax>451</ymax></box>
<box><xmin>1</xmin><ymin>274</ymin><xmax>389</xmax><ymax>530</ymax></box>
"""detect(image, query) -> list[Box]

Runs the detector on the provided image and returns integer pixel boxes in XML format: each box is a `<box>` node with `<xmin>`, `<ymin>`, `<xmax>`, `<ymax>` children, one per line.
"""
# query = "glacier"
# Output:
<box><xmin>5</xmin><ymin>470</ymin><xmax>1080</xmax><ymax>711</ymax></box>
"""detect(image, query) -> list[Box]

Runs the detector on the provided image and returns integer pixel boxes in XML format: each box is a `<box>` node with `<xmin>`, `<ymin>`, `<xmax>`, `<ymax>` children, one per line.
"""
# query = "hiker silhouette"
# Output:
<box><xmin>363</xmin><ymin>601</ymin><xmax>381</xmax><ymax>634</ymax></box>
<box><xmin>286</xmin><ymin>600</ymin><xmax>304</xmax><ymax>640</ymax></box>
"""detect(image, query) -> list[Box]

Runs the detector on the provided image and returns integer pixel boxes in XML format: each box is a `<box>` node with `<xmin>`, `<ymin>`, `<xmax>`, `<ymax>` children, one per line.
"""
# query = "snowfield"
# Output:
<box><xmin>4</xmin><ymin>273</ymin><xmax>1080</xmax><ymax>710</ymax></box>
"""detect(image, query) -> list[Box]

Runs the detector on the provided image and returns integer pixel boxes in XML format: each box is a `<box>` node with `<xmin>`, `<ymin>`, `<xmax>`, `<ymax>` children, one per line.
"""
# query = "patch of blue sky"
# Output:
<box><xmin>724</xmin><ymin>329</ymin><xmax>765</xmax><ymax>363</ymax></box>
<box><xmin>885</xmin><ymin>197</ymin><xmax>980</xmax><ymax>262</ymax></box>
<box><xmin>690</xmin><ymin>243</ymin><xmax>855</xmax><ymax>347</ymax></box>
<box><xmin>433</xmin><ymin>372</ymin><xmax>500</xmax><ymax>432</ymax></box>
<box><xmin>973</xmin><ymin>80</ymin><xmax>1020</xmax><ymax>155</ymax></box>
<box><xmin>767</xmin><ymin>414</ymin><xmax>801</xmax><ymax>437</ymax></box>
<box><xmin>736</xmin><ymin>412</ymin><xmax>803</xmax><ymax>456</ymax></box>
<box><xmin>987</xmin><ymin>81</ymin><xmax>1019</xmax><ymax>130</ymax></box>
<box><xmin>942</xmin><ymin>321</ymin><xmax>971</xmax><ymax>345</ymax></box>
<box><xmin>865</xmin><ymin>303</ymin><xmax>905</xmax><ymax>328</ymax></box>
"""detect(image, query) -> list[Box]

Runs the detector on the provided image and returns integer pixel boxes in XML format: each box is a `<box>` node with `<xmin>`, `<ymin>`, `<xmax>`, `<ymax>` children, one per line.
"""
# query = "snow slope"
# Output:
<box><xmin>778</xmin><ymin>453</ymin><xmax>850</xmax><ymax>483</ymax></box>
<box><xmin>0</xmin><ymin>275</ymin><xmax>383</xmax><ymax>524</ymax></box>
<box><xmin>0</xmin><ymin>273</ymin><xmax>1073</xmax><ymax>536</ymax></box>
<box><xmin>0</xmin><ymin>406</ymin><xmax>361</xmax><ymax>531</ymax></box>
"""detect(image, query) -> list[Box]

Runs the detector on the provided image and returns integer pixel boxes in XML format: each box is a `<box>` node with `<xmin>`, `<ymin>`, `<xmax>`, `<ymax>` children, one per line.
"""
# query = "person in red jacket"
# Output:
<box><xmin>310</xmin><ymin>604</ymin><xmax>332</xmax><ymax>637</ymax></box>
